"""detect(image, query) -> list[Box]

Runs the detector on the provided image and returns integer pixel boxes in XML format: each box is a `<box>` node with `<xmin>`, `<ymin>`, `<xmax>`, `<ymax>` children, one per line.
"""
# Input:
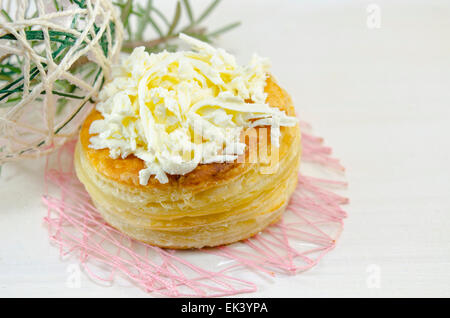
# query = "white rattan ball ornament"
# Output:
<box><xmin>0</xmin><ymin>0</ymin><xmax>123</xmax><ymax>162</ymax></box>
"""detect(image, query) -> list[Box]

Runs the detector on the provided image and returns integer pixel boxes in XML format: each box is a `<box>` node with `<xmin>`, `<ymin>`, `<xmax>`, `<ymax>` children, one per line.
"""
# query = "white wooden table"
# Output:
<box><xmin>1</xmin><ymin>0</ymin><xmax>449</xmax><ymax>297</ymax></box>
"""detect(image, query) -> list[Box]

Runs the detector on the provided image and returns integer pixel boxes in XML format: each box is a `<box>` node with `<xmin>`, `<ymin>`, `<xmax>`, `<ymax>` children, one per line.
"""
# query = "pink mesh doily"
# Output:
<box><xmin>42</xmin><ymin>121</ymin><xmax>348</xmax><ymax>297</ymax></box>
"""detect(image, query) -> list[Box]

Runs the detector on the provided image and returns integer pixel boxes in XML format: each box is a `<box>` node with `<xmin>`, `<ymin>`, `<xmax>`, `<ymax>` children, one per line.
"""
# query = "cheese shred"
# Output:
<box><xmin>89</xmin><ymin>34</ymin><xmax>297</xmax><ymax>185</ymax></box>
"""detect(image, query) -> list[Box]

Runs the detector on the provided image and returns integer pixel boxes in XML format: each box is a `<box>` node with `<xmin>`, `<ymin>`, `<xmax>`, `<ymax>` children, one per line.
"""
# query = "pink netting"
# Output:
<box><xmin>42</xmin><ymin>121</ymin><xmax>348</xmax><ymax>297</ymax></box>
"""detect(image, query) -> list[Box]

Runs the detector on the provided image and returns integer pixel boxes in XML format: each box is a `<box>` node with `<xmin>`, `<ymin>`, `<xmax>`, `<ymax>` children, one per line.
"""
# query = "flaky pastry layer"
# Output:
<box><xmin>75</xmin><ymin>77</ymin><xmax>301</xmax><ymax>249</ymax></box>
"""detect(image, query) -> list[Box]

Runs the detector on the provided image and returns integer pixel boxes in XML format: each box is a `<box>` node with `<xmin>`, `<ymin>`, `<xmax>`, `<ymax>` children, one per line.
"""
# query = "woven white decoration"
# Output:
<box><xmin>0</xmin><ymin>0</ymin><xmax>123</xmax><ymax>162</ymax></box>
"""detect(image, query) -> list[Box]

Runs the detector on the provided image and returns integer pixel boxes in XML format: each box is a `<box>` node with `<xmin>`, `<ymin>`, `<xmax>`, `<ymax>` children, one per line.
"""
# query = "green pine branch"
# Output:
<box><xmin>0</xmin><ymin>0</ymin><xmax>240</xmax><ymax>158</ymax></box>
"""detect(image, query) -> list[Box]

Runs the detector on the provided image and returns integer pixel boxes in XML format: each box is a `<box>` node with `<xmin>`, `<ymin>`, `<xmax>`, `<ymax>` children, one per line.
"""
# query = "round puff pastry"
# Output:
<box><xmin>75</xmin><ymin>76</ymin><xmax>301</xmax><ymax>249</ymax></box>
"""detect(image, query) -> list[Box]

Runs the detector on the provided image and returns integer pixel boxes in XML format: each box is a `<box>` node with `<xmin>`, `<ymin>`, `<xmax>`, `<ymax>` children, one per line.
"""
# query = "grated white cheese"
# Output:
<box><xmin>89</xmin><ymin>34</ymin><xmax>297</xmax><ymax>185</ymax></box>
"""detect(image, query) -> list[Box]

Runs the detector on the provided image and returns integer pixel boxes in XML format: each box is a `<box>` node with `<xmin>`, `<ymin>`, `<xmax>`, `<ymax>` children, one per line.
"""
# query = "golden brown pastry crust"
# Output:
<box><xmin>80</xmin><ymin>76</ymin><xmax>296</xmax><ymax>190</ymax></box>
<box><xmin>75</xmin><ymin>76</ymin><xmax>301</xmax><ymax>249</ymax></box>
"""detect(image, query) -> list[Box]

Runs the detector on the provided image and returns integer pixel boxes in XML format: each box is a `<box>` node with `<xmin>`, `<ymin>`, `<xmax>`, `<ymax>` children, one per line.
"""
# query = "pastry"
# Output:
<box><xmin>75</xmin><ymin>34</ymin><xmax>301</xmax><ymax>249</ymax></box>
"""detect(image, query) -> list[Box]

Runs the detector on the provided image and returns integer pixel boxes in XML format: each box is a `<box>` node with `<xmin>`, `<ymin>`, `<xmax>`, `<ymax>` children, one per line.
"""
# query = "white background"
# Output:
<box><xmin>0</xmin><ymin>0</ymin><xmax>449</xmax><ymax>297</ymax></box>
